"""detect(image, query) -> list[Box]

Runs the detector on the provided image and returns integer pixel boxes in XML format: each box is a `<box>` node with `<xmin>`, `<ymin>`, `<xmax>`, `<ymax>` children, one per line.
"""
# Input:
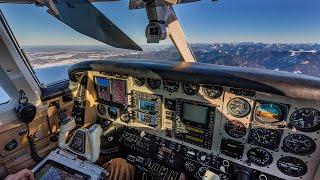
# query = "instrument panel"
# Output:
<box><xmin>87</xmin><ymin>71</ymin><xmax>320</xmax><ymax>180</ymax></box>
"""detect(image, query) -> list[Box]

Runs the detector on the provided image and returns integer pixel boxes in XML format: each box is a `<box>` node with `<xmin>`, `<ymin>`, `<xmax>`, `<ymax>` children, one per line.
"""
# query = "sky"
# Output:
<box><xmin>0</xmin><ymin>0</ymin><xmax>319</xmax><ymax>46</ymax></box>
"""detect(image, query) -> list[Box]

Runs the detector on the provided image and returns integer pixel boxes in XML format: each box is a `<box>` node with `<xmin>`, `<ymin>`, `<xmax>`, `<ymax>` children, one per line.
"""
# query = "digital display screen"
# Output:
<box><xmin>183</xmin><ymin>103</ymin><xmax>208</xmax><ymax>124</ymax></box>
<box><xmin>35</xmin><ymin>161</ymin><xmax>89</xmax><ymax>180</ymax></box>
<box><xmin>111</xmin><ymin>79</ymin><xmax>126</xmax><ymax>104</ymax></box>
<box><xmin>139</xmin><ymin>100</ymin><xmax>156</xmax><ymax>113</ymax></box>
<box><xmin>138</xmin><ymin>112</ymin><xmax>158</xmax><ymax>127</ymax></box>
<box><xmin>95</xmin><ymin>77</ymin><xmax>127</xmax><ymax>104</ymax></box>
<box><xmin>95</xmin><ymin>77</ymin><xmax>111</xmax><ymax>101</ymax></box>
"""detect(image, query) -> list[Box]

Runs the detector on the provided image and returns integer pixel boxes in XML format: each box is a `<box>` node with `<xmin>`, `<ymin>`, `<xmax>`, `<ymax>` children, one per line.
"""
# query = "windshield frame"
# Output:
<box><xmin>0</xmin><ymin>10</ymin><xmax>43</xmax><ymax>87</ymax></box>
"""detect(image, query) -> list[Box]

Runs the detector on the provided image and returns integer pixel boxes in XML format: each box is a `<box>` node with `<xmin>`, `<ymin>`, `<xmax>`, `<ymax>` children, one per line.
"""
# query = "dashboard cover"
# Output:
<box><xmin>68</xmin><ymin>59</ymin><xmax>320</xmax><ymax>100</ymax></box>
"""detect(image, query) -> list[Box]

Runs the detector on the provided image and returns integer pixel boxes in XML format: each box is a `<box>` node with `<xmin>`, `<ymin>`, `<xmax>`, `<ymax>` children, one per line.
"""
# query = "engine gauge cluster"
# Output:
<box><xmin>224</xmin><ymin>120</ymin><xmax>246</xmax><ymax>138</ymax></box>
<box><xmin>227</xmin><ymin>98</ymin><xmax>251</xmax><ymax>118</ymax></box>
<box><xmin>202</xmin><ymin>85</ymin><xmax>223</xmax><ymax>99</ymax></box>
<box><xmin>282</xmin><ymin>134</ymin><xmax>316</xmax><ymax>155</ymax></box>
<box><xmin>277</xmin><ymin>156</ymin><xmax>307</xmax><ymax>177</ymax></box>
<box><xmin>247</xmin><ymin>148</ymin><xmax>273</xmax><ymax>167</ymax></box>
<box><xmin>249</xmin><ymin>128</ymin><xmax>282</xmax><ymax>150</ymax></box>
<box><xmin>290</xmin><ymin>108</ymin><xmax>320</xmax><ymax>132</ymax></box>
<box><xmin>182</xmin><ymin>84</ymin><xmax>199</xmax><ymax>95</ymax></box>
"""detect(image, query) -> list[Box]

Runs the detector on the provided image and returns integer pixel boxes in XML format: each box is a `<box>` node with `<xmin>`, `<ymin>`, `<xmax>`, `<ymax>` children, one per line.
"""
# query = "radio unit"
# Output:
<box><xmin>174</xmin><ymin>100</ymin><xmax>215</xmax><ymax>149</ymax></box>
<box><xmin>131</xmin><ymin>91</ymin><xmax>162</xmax><ymax>128</ymax></box>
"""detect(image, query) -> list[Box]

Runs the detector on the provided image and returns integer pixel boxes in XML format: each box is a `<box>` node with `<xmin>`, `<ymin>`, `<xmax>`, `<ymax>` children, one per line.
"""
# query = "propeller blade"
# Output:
<box><xmin>46</xmin><ymin>0</ymin><xmax>142</xmax><ymax>51</ymax></box>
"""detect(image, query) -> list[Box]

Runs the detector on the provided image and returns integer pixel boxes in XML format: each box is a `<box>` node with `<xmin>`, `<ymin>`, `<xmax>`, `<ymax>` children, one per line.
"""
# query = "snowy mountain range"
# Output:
<box><xmin>24</xmin><ymin>43</ymin><xmax>320</xmax><ymax>78</ymax></box>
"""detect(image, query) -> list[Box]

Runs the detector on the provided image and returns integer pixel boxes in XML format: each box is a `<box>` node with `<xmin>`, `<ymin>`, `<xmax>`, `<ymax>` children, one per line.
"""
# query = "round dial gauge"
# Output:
<box><xmin>146</xmin><ymin>78</ymin><xmax>162</xmax><ymax>89</ymax></box>
<box><xmin>277</xmin><ymin>156</ymin><xmax>307</xmax><ymax>177</ymax></box>
<box><xmin>227</xmin><ymin>98</ymin><xmax>251</xmax><ymax>118</ymax></box>
<box><xmin>290</xmin><ymin>108</ymin><xmax>320</xmax><ymax>132</ymax></box>
<box><xmin>163</xmin><ymin>80</ymin><xmax>179</xmax><ymax>92</ymax></box>
<box><xmin>282</xmin><ymin>134</ymin><xmax>316</xmax><ymax>155</ymax></box>
<box><xmin>250</xmin><ymin>128</ymin><xmax>281</xmax><ymax>150</ymax></box>
<box><xmin>182</xmin><ymin>84</ymin><xmax>199</xmax><ymax>95</ymax></box>
<box><xmin>133</xmin><ymin>77</ymin><xmax>145</xmax><ymax>87</ymax></box>
<box><xmin>97</xmin><ymin>104</ymin><xmax>106</xmax><ymax>115</ymax></box>
<box><xmin>202</xmin><ymin>85</ymin><xmax>223</xmax><ymax>99</ymax></box>
<box><xmin>247</xmin><ymin>148</ymin><xmax>273</xmax><ymax>167</ymax></box>
<box><xmin>255</xmin><ymin>102</ymin><xmax>286</xmax><ymax>124</ymax></box>
<box><xmin>108</xmin><ymin>106</ymin><xmax>118</xmax><ymax>119</ymax></box>
<box><xmin>224</xmin><ymin>120</ymin><xmax>246</xmax><ymax>138</ymax></box>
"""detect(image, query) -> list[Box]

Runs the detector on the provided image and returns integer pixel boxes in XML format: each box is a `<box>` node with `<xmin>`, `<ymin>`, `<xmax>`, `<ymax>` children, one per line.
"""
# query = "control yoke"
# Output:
<box><xmin>58</xmin><ymin>110</ymin><xmax>102</xmax><ymax>163</ymax></box>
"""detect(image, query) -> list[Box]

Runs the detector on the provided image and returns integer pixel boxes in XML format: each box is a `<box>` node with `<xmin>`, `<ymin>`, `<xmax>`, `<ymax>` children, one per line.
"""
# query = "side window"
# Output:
<box><xmin>0</xmin><ymin>86</ymin><xmax>10</xmax><ymax>104</ymax></box>
<box><xmin>0</xmin><ymin>5</ymin><xmax>74</xmax><ymax>86</ymax></box>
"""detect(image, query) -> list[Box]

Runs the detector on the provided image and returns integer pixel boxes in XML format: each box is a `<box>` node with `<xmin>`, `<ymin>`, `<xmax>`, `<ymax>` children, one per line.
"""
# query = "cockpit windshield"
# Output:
<box><xmin>0</xmin><ymin>0</ymin><xmax>319</xmax><ymax>85</ymax></box>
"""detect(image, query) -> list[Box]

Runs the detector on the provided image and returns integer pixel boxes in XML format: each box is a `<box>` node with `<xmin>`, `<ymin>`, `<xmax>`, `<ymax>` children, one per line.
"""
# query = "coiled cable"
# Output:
<box><xmin>26</xmin><ymin>124</ymin><xmax>43</xmax><ymax>162</ymax></box>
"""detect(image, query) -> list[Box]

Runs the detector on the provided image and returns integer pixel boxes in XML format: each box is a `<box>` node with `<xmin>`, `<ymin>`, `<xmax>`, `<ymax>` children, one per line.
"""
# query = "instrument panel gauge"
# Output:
<box><xmin>224</xmin><ymin>120</ymin><xmax>246</xmax><ymax>138</ymax></box>
<box><xmin>249</xmin><ymin>128</ymin><xmax>282</xmax><ymax>150</ymax></box>
<box><xmin>97</xmin><ymin>104</ymin><xmax>106</xmax><ymax>115</ymax></box>
<box><xmin>108</xmin><ymin>106</ymin><xmax>118</xmax><ymax>119</ymax></box>
<box><xmin>282</xmin><ymin>134</ymin><xmax>316</xmax><ymax>155</ymax></box>
<box><xmin>133</xmin><ymin>77</ymin><xmax>145</xmax><ymax>87</ymax></box>
<box><xmin>277</xmin><ymin>156</ymin><xmax>307</xmax><ymax>177</ymax></box>
<box><xmin>247</xmin><ymin>148</ymin><xmax>273</xmax><ymax>167</ymax></box>
<box><xmin>182</xmin><ymin>84</ymin><xmax>199</xmax><ymax>95</ymax></box>
<box><xmin>202</xmin><ymin>85</ymin><xmax>223</xmax><ymax>99</ymax></box>
<box><xmin>163</xmin><ymin>80</ymin><xmax>179</xmax><ymax>92</ymax></box>
<box><xmin>227</xmin><ymin>98</ymin><xmax>251</xmax><ymax>118</ymax></box>
<box><xmin>255</xmin><ymin>102</ymin><xmax>287</xmax><ymax>124</ymax></box>
<box><xmin>290</xmin><ymin>108</ymin><xmax>320</xmax><ymax>132</ymax></box>
<box><xmin>146</xmin><ymin>78</ymin><xmax>162</xmax><ymax>90</ymax></box>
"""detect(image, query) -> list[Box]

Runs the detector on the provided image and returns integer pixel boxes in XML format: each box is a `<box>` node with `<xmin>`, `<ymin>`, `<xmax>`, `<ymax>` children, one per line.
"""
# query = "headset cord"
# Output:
<box><xmin>26</xmin><ymin>123</ymin><xmax>43</xmax><ymax>162</ymax></box>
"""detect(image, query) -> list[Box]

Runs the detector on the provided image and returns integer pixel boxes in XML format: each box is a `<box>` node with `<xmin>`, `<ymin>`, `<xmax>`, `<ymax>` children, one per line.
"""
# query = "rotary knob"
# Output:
<box><xmin>120</xmin><ymin>113</ymin><xmax>130</xmax><ymax>123</ymax></box>
<box><xmin>197</xmin><ymin>151</ymin><xmax>210</xmax><ymax>163</ymax></box>
<box><xmin>185</xmin><ymin>161</ymin><xmax>195</xmax><ymax>172</ymax></box>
